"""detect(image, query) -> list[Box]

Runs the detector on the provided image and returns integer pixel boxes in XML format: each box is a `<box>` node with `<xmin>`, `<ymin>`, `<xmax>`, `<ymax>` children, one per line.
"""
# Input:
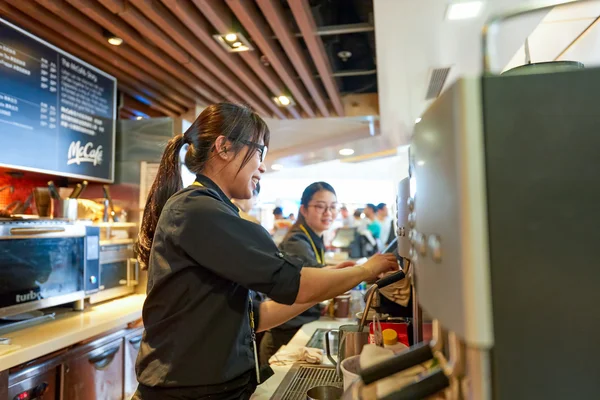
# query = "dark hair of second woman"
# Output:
<box><xmin>136</xmin><ymin>103</ymin><xmax>269</xmax><ymax>269</ymax></box>
<box><xmin>283</xmin><ymin>182</ymin><xmax>336</xmax><ymax>241</ymax></box>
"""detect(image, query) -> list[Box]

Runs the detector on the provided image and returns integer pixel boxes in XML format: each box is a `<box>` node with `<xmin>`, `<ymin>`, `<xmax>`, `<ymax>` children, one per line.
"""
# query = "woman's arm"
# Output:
<box><xmin>257</xmin><ymin>253</ymin><xmax>398</xmax><ymax>331</ymax></box>
<box><xmin>257</xmin><ymin>300</ymin><xmax>317</xmax><ymax>332</ymax></box>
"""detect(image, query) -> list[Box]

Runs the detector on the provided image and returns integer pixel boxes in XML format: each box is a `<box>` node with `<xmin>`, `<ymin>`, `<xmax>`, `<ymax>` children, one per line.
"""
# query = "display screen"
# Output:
<box><xmin>0</xmin><ymin>17</ymin><xmax>116</xmax><ymax>182</ymax></box>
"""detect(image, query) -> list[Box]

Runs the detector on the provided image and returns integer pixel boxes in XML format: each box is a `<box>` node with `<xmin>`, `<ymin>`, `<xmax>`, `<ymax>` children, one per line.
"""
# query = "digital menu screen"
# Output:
<box><xmin>0</xmin><ymin>17</ymin><xmax>116</xmax><ymax>182</ymax></box>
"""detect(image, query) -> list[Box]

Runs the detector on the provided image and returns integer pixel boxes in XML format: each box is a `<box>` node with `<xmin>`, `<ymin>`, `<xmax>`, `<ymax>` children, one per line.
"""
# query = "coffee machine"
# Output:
<box><xmin>352</xmin><ymin>8</ymin><xmax>600</xmax><ymax>400</ymax></box>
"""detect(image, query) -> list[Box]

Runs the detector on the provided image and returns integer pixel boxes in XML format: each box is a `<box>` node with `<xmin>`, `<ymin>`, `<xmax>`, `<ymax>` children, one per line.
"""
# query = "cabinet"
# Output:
<box><xmin>2</xmin><ymin>325</ymin><xmax>143</xmax><ymax>400</ymax></box>
<box><xmin>124</xmin><ymin>328</ymin><xmax>143</xmax><ymax>399</ymax></box>
<box><xmin>64</xmin><ymin>335</ymin><xmax>124</xmax><ymax>400</ymax></box>
<box><xmin>7</xmin><ymin>350</ymin><xmax>66</xmax><ymax>400</ymax></box>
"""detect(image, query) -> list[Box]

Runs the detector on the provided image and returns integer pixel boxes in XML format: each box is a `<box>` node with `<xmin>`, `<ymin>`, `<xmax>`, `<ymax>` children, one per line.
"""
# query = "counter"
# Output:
<box><xmin>251</xmin><ymin>318</ymin><xmax>347</xmax><ymax>400</ymax></box>
<box><xmin>0</xmin><ymin>294</ymin><xmax>145</xmax><ymax>371</ymax></box>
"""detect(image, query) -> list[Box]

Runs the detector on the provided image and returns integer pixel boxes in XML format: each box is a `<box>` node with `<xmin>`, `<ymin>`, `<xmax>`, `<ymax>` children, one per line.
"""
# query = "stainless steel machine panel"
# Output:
<box><xmin>411</xmin><ymin>78</ymin><xmax>493</xmax><ymax>348</ymax></box>
<box><xmin>396</xmin><ymin>177</ymin><xmax>411</xmax><ymax>259</ymax></box>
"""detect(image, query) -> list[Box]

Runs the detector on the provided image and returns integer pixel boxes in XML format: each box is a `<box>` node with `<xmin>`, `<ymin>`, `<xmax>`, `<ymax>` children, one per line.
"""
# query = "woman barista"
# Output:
<box><xmin>133</xmin><ymin>103</ymin><xmax>398</xmax><ymax>400</ymax></box>
<box><xmin>260</xmin><ymin>182</ymin><xmax>339</xmax><ymax>364</ymax></box>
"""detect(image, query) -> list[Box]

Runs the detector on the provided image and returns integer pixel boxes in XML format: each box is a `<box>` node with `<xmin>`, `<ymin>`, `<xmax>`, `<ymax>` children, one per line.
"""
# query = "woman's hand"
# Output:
<box><xmin>360</xmin><ymin>253</ymin><xmax>399</xmax><ymax>281</ymax></box>
<box><xmin>324</xmin><ymin>261</ymin><xmax>356</xmax><ymax>270</ymax></box>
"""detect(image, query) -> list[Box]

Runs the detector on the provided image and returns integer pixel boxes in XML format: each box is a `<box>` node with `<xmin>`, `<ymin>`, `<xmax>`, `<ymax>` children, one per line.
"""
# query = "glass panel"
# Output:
<box><xmin>0</xmin><ymin>237</ymin><xmax>84</xmax><ymax>307</ymax></box>
<box><xmin>101</xmin><ymin>261</ymin><xmax>127</xmax><ymax>289</ymax></box>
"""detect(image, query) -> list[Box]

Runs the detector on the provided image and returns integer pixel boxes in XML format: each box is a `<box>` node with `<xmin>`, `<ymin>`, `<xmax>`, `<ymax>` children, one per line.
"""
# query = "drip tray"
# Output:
<box><xmin>271</xmin><ymin>364</ymin><xmax>342</xmax><ymax>400</ymax></box>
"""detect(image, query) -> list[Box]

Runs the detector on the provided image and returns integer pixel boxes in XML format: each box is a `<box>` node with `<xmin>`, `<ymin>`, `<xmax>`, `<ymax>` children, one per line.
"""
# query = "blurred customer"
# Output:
<box><xmin>340</xmin><ymin>205</ymin><xmax>355</xmax><ymax>227</ymax></box>
<box><xmin>272</xmin><ymin>206</ymin><xmax>292</xmax><ymax>235</ymax></box>
<box><xmin>288</xmin><ymin>213</ymin><xmax>296</xmax><ymax>222</ymax></box>
<box><xmin>377</xmin><ymin>203</ymin><xmax>394</xmax><ymax>247</ymax></box>
<box><xmin>357</xmin><ymin>204</ymin><xmax>380</xmax><ymax>255</ymax></box>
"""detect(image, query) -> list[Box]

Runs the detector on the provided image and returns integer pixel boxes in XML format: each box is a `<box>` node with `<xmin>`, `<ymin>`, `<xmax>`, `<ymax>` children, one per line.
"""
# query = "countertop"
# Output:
<box><xmin>251</xmin><ymin>318</ymin><xmax>347</xmax><ymax>400</ymax></box>
<box><xmin>0</xmin><ymin>294</ymin><xmax>145</xmax><ymax>371</ymax></box>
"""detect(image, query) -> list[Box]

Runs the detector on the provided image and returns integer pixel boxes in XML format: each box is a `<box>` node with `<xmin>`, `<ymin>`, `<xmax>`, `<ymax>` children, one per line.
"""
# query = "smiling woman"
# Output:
<box><xmin>132</xmin><ymin>103</ymin><xmax>399</xmax><ymax>400</ymax></box>
<box><xmin>260</xmin><ymin>182</ymin><xmax>339</xmax><ymax>365</ymax></box>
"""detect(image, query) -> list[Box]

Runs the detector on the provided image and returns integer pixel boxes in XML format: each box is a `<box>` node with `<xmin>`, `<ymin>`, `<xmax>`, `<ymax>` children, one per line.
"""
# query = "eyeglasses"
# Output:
<box><xmin>239</xmin><ymin>140</ymin><xmax>267</xmax><ymax>163</ymax></box>
<box><xmin>308</xmin><ymin>203</ymin><xmax>339</xmax><ymax>214</ymax></box>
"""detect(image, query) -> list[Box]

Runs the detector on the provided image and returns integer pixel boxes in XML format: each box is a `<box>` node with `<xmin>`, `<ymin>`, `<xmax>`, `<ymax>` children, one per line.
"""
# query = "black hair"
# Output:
<box><xmin>366</xmin><ymin>203</ymin><xmax>377</xmax><ymax>212</ymax></box>
<box><xmin>376</xmin><ymin>203</ymin><xmax>387</xmax><ymax>211</ymax></box>
<box><xmin>136</xmin><ymin>103</ymin><xmax>270</xmax><ymax>270</ymax></box>
<box><xmin>284</xmin><ymin>181</ymin><xmax>336</xmax><ymax>241</ymax></box>
<box><xmin>273</xmin><ymin>206</ymin><xmax>283</xmax><ymax>216</ymax></box>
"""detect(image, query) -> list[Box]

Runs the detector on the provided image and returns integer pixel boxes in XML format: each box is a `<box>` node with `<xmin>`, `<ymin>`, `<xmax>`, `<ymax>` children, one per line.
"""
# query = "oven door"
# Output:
<box><xmin>0</xmin><ymin>224</ymin><xmax>85</xmax><ymax>318</ymax></box>
<box><xmin>89</xmin><ymin>242</ymin><xmax>138</xmax><ymax>304</ymax></box>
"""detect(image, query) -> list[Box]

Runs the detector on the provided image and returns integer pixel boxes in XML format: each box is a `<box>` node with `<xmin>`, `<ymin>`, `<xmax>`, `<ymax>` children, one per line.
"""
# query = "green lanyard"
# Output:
<box><xmin>194</xmin><ymin>180</ymin><xmax>261</xmax><ymax>383</ymax></box>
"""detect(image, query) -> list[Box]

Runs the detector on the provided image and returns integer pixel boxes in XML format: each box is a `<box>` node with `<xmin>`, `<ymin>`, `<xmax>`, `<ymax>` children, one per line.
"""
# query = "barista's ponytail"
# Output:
<box><xmin>135</xmin><ymin>102</ymin><xmax>270</xmax><ymax>270</ymax></box>
<box><xmin>136</xmin><ymin>134</ymin><xmax>185</xmax><ymax>270</ymax></box>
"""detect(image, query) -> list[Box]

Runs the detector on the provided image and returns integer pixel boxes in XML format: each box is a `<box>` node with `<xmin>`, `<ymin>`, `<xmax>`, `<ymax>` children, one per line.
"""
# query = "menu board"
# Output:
<box><xmin>0</xmin><ymin>18</ymin><xmax>116</xmax><ymax>182</ymax></box>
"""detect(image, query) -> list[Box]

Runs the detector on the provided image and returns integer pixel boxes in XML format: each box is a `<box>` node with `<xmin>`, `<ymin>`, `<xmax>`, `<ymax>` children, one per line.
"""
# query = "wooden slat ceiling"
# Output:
<box><xmin>0</xmin><ymin>0</ymin><xmax>376</xmax><ymax>120</ymax></box>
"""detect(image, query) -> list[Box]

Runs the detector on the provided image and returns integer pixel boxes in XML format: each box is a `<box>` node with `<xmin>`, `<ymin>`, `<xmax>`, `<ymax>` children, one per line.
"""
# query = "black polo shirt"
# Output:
<box><xmin>136</xmin><ymin>175</ymin><xmax>302</xmax><ymax>389</ymax></box>
<box><xmin>276</xmin><ymin>224</ymin><xmax>325</xmax><ymax>330</ymax></box>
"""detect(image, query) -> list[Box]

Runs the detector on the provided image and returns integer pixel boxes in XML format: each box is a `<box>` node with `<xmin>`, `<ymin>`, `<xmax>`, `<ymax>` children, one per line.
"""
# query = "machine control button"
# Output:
<box><xmin>408</xmin><ymin>229</ymin><xmax>416</xmax><ymax>243</ymax></box>
<box><xmin>415</xmin><ymin>233</ymin><xmax>427</xmax><ymax>256</ymax></box>
<box><xmin>407</xmin><ymin>197</ymin><xmax>415</xmax><ymax>211</ymax></box>
<box><xmin>397</xmin><ymin>226</ymin><xmax>406</xmax><ymax>237</ymax></box>
<box><xmin>428</xmin><ymin>235</ymin><xmax>442</xmax><ymax>262</ymax></box>
<box><xmin>89</xmin><ymin>275</ymin><xmax>97</xmax><ymax>284</ymax></box>
<box><xmin>408</xmin><ymin>247</ymin><xmax>418</xmax><ymax>262</ymax></box>
<box><xmin>407</xmin><ymin>212</ymin><xmax>416</xmax><ymax>228</ymax></box>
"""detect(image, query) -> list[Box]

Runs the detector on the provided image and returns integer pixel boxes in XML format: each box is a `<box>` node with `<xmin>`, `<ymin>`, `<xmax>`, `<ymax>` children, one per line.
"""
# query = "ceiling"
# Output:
<box><xmin>0</xmin><ymin>0</ymin><xmax>377</xmax><ymax>120</ymax></box>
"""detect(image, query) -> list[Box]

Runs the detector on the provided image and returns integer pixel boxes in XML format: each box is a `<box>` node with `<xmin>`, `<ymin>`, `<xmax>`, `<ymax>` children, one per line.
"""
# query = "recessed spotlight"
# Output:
<box><xmin>273</xmin><ymin>95</ymin><xmax>294</xmax><ymax>107</ymax></box>
<box><xmin>339</xmin><ymin>148</ymin><xmax>355</xmax><ymax>156</ymax></box>
<box><xmin>415</xmin><ymin>117</ymin><xmax>422</xmax><ymax>124</ymax></box>
<box><xmin>446</xmin><ymin>1</ymin><xmax>484</xmax><ymax>20</ymax></box>
<box><xmin>213</xmin><ymin>32</ymin><xmax>254</xmax><ymax>52</ymax></box>
<box><xmin>417</xmin><ymin>160</ymin><xmax>426</xmax><ymax>166</ymax></box>
<box><xmin>271</xmin><ymin>164</ymin><xmax>284</xmax><ymax>171</ymax></box>
<box><xmin>136</xmin><ymin>116</ymin><xmax>143</xmax><ymax>120</ymax></box>
<box><xmin>104</xmin><ymin>30</ymin><xmax>123</xmax><ymax>46</ymax></box>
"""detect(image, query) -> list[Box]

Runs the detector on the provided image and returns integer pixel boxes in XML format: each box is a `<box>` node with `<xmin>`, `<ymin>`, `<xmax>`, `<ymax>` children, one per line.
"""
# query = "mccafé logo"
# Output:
<box><xmin>67</xmin><ymin>141</ymin><xmax>103</xmax><ymax>166</ymax></box>
<box><xmin>16</xmin><ymin>290</ymin><xmax>41</xmax><ymax>303</ymax></box>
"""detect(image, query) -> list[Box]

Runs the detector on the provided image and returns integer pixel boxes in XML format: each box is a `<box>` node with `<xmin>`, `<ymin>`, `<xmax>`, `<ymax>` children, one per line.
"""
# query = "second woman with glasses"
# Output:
<box><xmin>260</xmin><ymin>182</ymin><xmax>343</xmax><ymax>365</ymax></box>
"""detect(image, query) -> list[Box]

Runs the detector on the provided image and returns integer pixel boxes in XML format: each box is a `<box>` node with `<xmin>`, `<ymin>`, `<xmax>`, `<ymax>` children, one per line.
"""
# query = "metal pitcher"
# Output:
<box><xmin>325</xmin><ymin>324</ymin><xmax>369</xmax><ymax>372</ymax></box>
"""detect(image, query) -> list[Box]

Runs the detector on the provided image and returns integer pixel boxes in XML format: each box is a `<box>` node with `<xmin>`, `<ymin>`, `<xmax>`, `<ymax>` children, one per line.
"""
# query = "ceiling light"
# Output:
<box><xmin>271</xmin><ymin>164</ymin><xmax>284</xmax><ymax>171</ymax></box>
<box><xmin>104</xmin><ymin>30</ymin><xmax>123</xmax><ymax>46</ymax></box>
<box><xmin>136</xmin><ymin>116</ymin><xmax>143</xmax><ymax>120</ymax></box>
<box><xmin>213</xmin><ymin>32</ymin><xmax>254</xmax><ymax>52</ymax></box>
<box><xmin>446</xmin><ymin>1</ymin><xmax>484</xmax><ymax>20</ymax></box>
<box><xmin>278</xmin><ymin>96</ymin><xmax>290</xmax><ymax>106</ymax></box>
<box><xmin>339</xmin><ymin>148</ymin><xmax>355</xmax><ymax>156</ymax></box>
<box><xmin>273</xmin><ymin>95</ymin><xmax>294</xmax><ymax>107</ymax></box>
<box><xmin>415</xmin><ymin>117</ymin><xmax>422</xmax><ymax>124</ymax></box>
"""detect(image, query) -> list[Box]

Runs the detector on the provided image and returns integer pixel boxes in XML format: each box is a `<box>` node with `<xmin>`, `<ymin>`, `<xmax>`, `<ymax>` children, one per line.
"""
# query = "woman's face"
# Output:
<box><xmin>226</xmin><ymin>141</ymin><xmax>266</xmax><ymax>200</ymax></box>
<box><xmin>300</xmin><ymin>190</ymin><xmax>338</xmax><ymax>234</ymax></box>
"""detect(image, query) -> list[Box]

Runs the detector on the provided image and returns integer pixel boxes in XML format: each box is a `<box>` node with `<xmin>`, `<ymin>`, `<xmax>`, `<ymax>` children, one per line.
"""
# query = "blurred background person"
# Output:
<box><xmin>340</xmin><ymin>205</ymin><xmax>355</xmax><ymax>227</ymax></box>
<box><xmin>376</xmin><ymin>202</ymin><xmax>394</xmax><ymax>247</ymax></box>
<box><xmin>357</xmin><ymin>203</ymin><xmax>380</xmax><ymax>255</ymax></box>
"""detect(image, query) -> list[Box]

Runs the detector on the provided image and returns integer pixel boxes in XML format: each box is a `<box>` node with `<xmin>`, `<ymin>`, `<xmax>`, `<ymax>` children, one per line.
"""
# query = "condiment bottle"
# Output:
<box><xmin>382</xmin><ymin>329</ymin><xmax>407</xmax><ymax>354</ymax></box>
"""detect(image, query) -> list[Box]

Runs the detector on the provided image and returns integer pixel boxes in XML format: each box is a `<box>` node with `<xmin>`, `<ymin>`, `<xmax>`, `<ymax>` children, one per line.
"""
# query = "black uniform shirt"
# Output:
<box><xmin>276</xmin><ymin>224</ymin><xmax>325</xmax><ymax>330</ymax></box>
<box><xmin>136</xmin><ymin>174</ymin><xmax>303</xmax><ymax>388</ymax></box>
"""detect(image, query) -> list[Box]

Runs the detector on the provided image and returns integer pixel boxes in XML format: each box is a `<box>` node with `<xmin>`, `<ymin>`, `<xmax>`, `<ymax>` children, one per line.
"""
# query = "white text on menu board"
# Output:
<box><xmin>40</xmin><ymin>57</ymin><xmax>58</xmax><ymax>129</ymax></box>
<box><xmin>59</xmin><ymin>58</ymin><xmax>108</xmax><ymax>137</ymax></box>
<box><xmin>0</xmin><ymin>44</ymin><xmax>30</xmax><ymax>121</ymax></box>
